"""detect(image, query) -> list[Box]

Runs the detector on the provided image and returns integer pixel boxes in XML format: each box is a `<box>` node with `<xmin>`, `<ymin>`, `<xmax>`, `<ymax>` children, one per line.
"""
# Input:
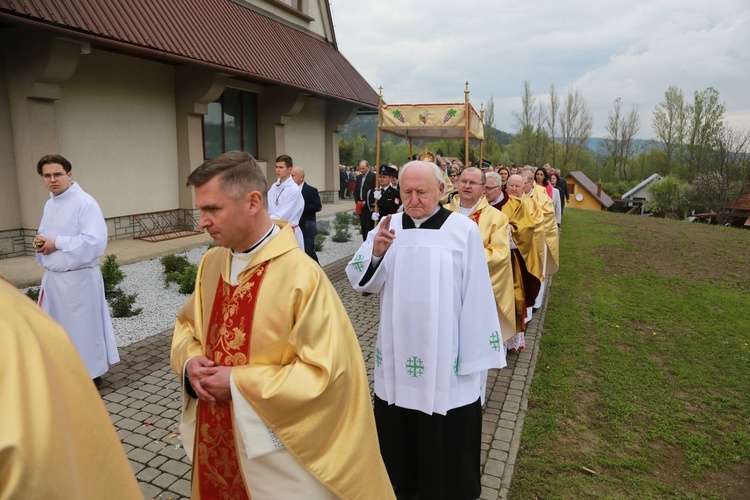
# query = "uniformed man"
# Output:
<box><xmin>370</xmin><ymin>164</ymin><xmax>402</xmax><ymax>220</ymax></box>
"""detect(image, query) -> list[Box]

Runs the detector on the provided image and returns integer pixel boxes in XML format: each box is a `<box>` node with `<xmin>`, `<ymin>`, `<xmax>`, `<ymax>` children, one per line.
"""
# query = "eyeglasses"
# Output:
<box><xmin>457</xmin><ymin>179</ymin><xmax>484</xmax><ymax>187</ymax></box>
<box><xmin>42</xmin><ymin>172</ymin><xmax>67</xmax><ymax>180</ymax></box>
<box><xmin>485</xmin><ymin>185</ymin><xmax>501</xmax><ymax>190</ymax></box>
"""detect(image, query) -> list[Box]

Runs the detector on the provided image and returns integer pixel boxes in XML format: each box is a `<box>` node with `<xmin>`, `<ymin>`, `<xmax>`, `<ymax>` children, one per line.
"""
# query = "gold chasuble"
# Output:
<box><xmin>172</xmin><ymin>224</ymin><xmax>394</xmax><ymax>500</ymax></box>
<box><xmin>529</xmin><ymin>185</ymin><xmax>560</xmax><ymax>276</ymax></box>
<box><xmin>0</xmin><ymin>277</ymin><xmax>140</xmax><ymax>499</ymax></box>
<box><xmin>522</xmin><ymin>194</ymin><xmax>546</xmax><ymax>277</ymax></box>
<box><xmin>494</xmin><ymin>196</ymin><xmax>543</xmax><ymax>333</ymax></box>
<box><xmin>445</xmin><ymin>195</ymin><xmax>516</xmax><ymax>341</ymax></box>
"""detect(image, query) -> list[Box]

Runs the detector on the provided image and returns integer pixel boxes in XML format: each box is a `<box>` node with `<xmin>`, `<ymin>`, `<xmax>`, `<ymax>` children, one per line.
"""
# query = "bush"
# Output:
<box><xmin>314</xmin><ymin>233</ymin><xmax>326</xmax><ymax>252</ymax></box>
<box><xmin>178</xmin><ymin>264</ymin><xmax>198</xmax><ymax>295</ymax></box>
<box><xmin>332</xmin><ymin>211</ymin><xmax>352</xmax><ymax>242</ymax></box>
<box><xmin>25</xmin><ymin>286</ymin><xmax>40</xmax><ymax>302</ymax></box>
<box><xmin>100</xmin><ymin>253</ymin><xmax>141</xmax><ymax>317</ymax></box>
<box><xmin>161</xmin><ymin>254</ymin><xmax>190</xmax><ymax>275</ymax></box>
<box><xmin>317</xmin><ymin>219</ymin><xmax>331</xmax><ymax>236</ymax></box>
<box><xmin>109</xmin><ymin>292</ymin><xmax>142</xmax><ymax>318</ymax></box>
<box><xmin>645</xmin><ymin>175</ymin><xmax>690</xmax><ymax>217</ymax></box>
<box><xmin>101</xmin><ymin>254</ymin><xmax>124</xmax><ymax>299</ymax></box>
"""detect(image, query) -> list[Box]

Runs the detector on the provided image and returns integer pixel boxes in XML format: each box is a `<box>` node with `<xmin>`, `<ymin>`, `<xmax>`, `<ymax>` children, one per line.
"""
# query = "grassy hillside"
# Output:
<box><xmin>510</xmin><ymin>209</ymin><xmax>750</xmax><ymax>498</ymax></box>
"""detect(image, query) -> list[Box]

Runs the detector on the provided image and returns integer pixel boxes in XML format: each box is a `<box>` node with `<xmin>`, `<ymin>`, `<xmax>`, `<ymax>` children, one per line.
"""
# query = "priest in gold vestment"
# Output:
<box><xmin>486</xmin><ymin>173</ymin><xmax>543</xmax><ymax>336</ymax></box>
<box><xmin>0</xmin><ymin>276</ymin><xmax>140</xmax><ymax>499</ymax></box>
<box><xmin>171</xmin><ymin>151</ymin><xmax>394</xmax><ymax>499</ymax></box>
<box><xmin>444</xmin><ymin>167</ymin><xmax>515</xmax><ymax>340</ymax></box>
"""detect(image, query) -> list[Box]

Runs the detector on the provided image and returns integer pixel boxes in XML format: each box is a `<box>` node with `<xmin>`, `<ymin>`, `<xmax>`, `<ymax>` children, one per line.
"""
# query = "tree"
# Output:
<box><xmin>483</xmin><ymin>95</ymin><xmax>500</xmax><ymax>161</ymax></box>
<box><xmin>682</xmin><ymin>87</ymin><xmax>725</xmax><ymax>179</ymax></box>
<box><xmin>512</xmin><ymin>81</ymin><xmax>538</xmax><ymax>165</ymax></box>
<box><xmin>651</xmin><ymin>85</ymin><xmax>687</xmax><ymax>174</ymax></box>
<box><xmin>644</xmin><ymin>175</ymin><xmax>690</xmax><ymax>216</ymax></box>
<box><xmin>603</xmin><ymin>98</ymin><xmax>640</xmax><ymax>180</ymax></box>
<box><xmin>511</xmin><ymin>81</ymin><xmax>550</xmax><ymax>166</ymax></box>
<box><xmin>546</xmin><ymin>84</ymin><xmax>560</xmax><ymax>168</ymax></box>
<box><xmin>687</xmin><ymin>125</ymin><xmax>750</xmax><ymax>224</ymax></box>
<box><xmin>558</xmin><ymin>87</ymin><xmax>594</xmax><ymax>172</ymax></box>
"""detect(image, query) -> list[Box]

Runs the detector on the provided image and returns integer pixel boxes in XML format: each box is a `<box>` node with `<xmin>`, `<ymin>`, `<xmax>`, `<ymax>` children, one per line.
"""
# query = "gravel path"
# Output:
<box><xmin>111</xmin><ymin>216</ymin><xmax>362</xmax><ymax>346</ymax></box>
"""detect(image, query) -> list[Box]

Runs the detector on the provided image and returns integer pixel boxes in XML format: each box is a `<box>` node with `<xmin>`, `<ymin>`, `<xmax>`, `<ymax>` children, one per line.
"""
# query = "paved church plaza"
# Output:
<box><xmin>96</xmin><ymin>257</ymin><xmax>549</xmax><ymax>500</ymax></box>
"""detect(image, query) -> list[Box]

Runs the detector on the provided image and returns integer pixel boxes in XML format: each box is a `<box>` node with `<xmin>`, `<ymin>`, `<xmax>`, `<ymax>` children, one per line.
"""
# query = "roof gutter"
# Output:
<box><xmin>0</xmin><ymin>11</ymin><xmax>376</xmax><ymax>109</ymax></box>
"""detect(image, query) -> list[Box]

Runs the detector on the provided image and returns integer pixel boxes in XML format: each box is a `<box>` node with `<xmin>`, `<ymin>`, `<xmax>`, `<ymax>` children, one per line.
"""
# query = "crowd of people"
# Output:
<box><xmin>5</xmin><ymin>149</ymin><xmax>565</xmax><ymax>499</ymax></box>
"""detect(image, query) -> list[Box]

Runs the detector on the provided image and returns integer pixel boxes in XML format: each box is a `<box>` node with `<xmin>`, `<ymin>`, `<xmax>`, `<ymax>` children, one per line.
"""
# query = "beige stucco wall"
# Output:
<box><xmin>284</xmin><ymin>97</ymin><xmax>326</xmax><ymax>188</ymax></box>
<box><xmin>244</xmin><ymin>0</ymin><xmax>330</xmax><ymax>39</ymax></box>
<box><xmin>56</xmin><ymin>50</ymin><xmax>179</xmax><ymax>218</ymax></box>
<box><xmin>0</xmin><ymin>56</ymin><xmax>21</xmax><ymax>230</ymax></box>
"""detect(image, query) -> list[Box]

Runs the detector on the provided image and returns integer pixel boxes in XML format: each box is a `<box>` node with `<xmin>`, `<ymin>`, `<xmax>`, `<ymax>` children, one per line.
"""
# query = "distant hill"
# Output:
<box><xmin>342</xmin><ymin>116</ymin><xmax>652</xmax><ymax>152</ymax></box>
<box><xmin>586</xmin><ymin>137</ymin><xmax>653</xmax><ymax>152</ymax></box>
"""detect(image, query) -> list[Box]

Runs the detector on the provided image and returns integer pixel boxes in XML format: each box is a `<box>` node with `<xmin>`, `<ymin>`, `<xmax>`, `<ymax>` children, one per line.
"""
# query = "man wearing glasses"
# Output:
<box><xmin>34</xmin><ymin>154</ymin><xmax>119</xmax><ymax>386</ymax></box>
<box><xmin>445</xmin><ymin>167</ymin><xmax>516</xmax><ymax>344</ymax></box>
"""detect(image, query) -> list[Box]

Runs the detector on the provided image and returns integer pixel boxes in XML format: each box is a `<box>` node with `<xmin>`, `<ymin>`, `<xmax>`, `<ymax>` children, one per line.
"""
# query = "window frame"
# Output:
<box><xmin>202</xmin><ymin>88</ymin><xmax>258</xmax><ymax>160</ymax></box>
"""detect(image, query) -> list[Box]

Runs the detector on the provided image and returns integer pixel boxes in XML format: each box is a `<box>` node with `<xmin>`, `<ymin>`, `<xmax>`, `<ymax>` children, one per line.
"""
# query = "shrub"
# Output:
<box><xmin>178</xmin><ymin>264</ymin><xmax>198</xmax><ymax>295</ymax></box>
<box><xmin>109</xmin><ymin>292</ymin><xmax>142</xmax><ymax>318</ymax></box>
<box><xmin>25</xmin><ymin>287</ymin><xmax>40</xmax><ymax>302</ymax></box>
<box><xmin>317</xmin><ymin>219</ymin><xmax>331</xmax><ymax>236</ymax></box>
<box><xmin>161</xmin><ymin>254</ymin><xmax>190</xmax><ymax>275</ymax></box>
<box><xmin>332</xmin><ymin>211</ymin><xmax>352</xmax><ymax>242</ymax></box>
<box><xmin>101</xmin><ymin>254</ymin><xmax>124</xmax><ymax>299</ymax></box>
<box><xmin>314</xmin><ymin>233</ymin><xmax>326</xmax><ymax>252</ymax></box>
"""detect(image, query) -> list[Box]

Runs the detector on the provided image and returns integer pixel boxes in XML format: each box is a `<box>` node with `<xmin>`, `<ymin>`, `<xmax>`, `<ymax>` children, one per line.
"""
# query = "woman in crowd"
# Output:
<box><xmin>549</xmin><ymin>172</ymin><xmax>563</xmax><ymax>227</ymax></box>
<box><xmin>497</xmin><ymin>165</ymin><xmax>510</xmax><ymax>188</ymax></box>
<box><xmin>534</xmin><ymin>167</ymin><xmax>554</xmax><ymax>199</ymax></box>
<box><xmin>550</xmin><ymin>173</ymin><xmax>566</xmax><ymax>212</ymax></box>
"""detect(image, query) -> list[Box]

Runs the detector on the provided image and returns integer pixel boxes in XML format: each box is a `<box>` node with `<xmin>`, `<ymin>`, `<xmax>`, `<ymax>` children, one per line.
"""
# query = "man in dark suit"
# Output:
<box><xmin>291</xmin><ymin>166</ymin><xmax>322</xmax><ymax>262</ymax></box>
<box><xmin>339</xmin><ymin>165</ymin><xmax>348</xmax><ymax>200</ymax></box>
<box><xmin>354</xmin><ymin>160</ymin><xmax>376</xmax><ymax>241</ymax></box>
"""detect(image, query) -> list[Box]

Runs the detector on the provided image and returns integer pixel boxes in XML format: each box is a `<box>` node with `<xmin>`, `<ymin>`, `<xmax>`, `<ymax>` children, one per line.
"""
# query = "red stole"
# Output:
<box><xmin>469</xmin><ymin>210</ymin><xmax>481</xmax><ymax>225</ymax></box>
<box><xmin>194</xmin><ymin>264</ymin><xmax>268</xmax><ymax>499</ymax></box>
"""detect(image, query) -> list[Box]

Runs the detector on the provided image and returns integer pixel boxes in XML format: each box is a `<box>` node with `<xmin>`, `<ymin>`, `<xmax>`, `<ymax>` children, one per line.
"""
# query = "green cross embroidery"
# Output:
<box><xmin>453</xmin><ymin>357</ymin><xmax>459</xmax><ymax>375</ymax></box>
<box><xmin>489</xmin><ymin>331</ymin><xmax>502</xmax><ymax>352</ymax></box>
<box><xmin>351</xmin><ymin>254</ymin><xmax>365</xmax><ymax>272</ymax></box>
<box><xmin>405</xmin><ymin>356</ymin><xmax>424</xmax><ymax>377</ymax></box>
<box><xmin>375</xmin><ymin>348</ymin><xmax>382</xmax><ymax>367</ymax></box>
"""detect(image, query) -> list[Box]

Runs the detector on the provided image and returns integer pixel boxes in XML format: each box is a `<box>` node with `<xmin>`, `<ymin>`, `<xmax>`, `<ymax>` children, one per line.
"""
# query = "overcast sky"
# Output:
<box><xmin>330</xmin><ymin>0</ymin><xmax>750</xmax><ymax>139</ymax></box>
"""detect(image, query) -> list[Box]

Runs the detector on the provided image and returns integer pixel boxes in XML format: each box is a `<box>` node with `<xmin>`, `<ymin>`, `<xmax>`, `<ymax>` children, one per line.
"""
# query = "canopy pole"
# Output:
<box><xmin>375</xmin><ymin>86</ymin><xmax>383</xmax><ymax>214</ymax></box>
<box><xmin>464</xmin><ymin>82</ymin><xmax>470</xmax><ymax>167</ymax></box>
<box><xmin>479</xmin><ymin>103</ymin><xmax>484</xmax><ymax>168</ymax></box>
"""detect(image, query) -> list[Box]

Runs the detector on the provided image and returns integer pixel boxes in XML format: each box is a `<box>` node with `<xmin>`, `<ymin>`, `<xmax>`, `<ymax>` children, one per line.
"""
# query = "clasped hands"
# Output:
<box><xmin>33</xmin><ymin>235</ymin><xmax>57</xmax><ymax>255</ymax></box>
<box><xmin>186</xmin><ymin>356</ymin><xmax>232</xmax><ymax>403</ymax></box>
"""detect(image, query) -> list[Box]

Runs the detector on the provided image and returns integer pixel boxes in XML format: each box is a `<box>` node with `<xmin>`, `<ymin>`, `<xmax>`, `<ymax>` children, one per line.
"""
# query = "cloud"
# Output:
<box><xmin>331</xmin><ymin>0</ymin><xmax>750</xmax><ymax>138</ymax></box>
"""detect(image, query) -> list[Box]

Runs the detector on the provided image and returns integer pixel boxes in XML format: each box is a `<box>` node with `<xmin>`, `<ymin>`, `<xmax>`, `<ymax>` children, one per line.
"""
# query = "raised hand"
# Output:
<box><xmin>373</xmin><ymin>214</ymin><xmax>395</xmax><ymax>258</ymax></box>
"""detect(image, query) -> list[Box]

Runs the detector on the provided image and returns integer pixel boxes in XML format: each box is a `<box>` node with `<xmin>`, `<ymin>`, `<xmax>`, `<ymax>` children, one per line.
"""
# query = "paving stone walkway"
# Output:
<box><xmin>98</xmin><ymin>257</ymin><xmax>550</xmax><ymax>499</ymax></box>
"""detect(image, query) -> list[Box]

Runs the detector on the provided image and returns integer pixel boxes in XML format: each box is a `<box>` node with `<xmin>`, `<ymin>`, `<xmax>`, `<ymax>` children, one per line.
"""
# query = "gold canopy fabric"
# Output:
<box><xmin>380</xmin><ymin>103</ymin><xmax>484</xmax><ymax>140</ymax></box>
<box><xmin>0</xmin><ymin>276</ymin><xmax>140</xmax><ymax>499</ymax></box>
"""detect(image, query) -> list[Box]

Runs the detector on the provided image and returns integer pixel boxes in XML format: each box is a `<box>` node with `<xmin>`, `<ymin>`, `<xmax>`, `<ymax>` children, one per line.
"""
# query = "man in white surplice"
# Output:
<box><xmin>267</xmin><ymin>154</ymin><xmax>305</xmax><ymax>249</ymax></box>
<box><xmin>34</xmin><ymin>154</ymin><xmax>120</xmax><ymax>384</ymax></box>
<box><xmin>347</xmin><ymin>160</ymin><xmax>506</xmax><ymax>500</ymax></box>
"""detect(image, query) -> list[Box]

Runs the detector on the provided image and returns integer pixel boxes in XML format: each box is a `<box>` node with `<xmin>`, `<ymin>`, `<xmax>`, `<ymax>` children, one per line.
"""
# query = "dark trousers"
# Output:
<box><xmin>359</xmin><ymin>210</ymin><xmax>374</xmax><ymax>241</ymax></box>
<box><xmin>374</xmin><ymin>396</ymin><xmax>482</xmax><ymax>500</ymax></box>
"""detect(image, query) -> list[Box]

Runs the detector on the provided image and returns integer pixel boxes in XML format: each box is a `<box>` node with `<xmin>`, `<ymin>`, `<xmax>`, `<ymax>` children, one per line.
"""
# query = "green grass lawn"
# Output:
<box><xmin>509</xmin><ymin>209</ymin><xmax>750</xmax><ymax>499</ymax></box>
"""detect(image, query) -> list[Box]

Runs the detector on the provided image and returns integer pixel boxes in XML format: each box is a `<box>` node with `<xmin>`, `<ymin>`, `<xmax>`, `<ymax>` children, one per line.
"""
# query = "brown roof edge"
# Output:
<box><xmin>0</xmin><ymin>11</ymin><xmax>376</xmax><ymax>109</ymax></box>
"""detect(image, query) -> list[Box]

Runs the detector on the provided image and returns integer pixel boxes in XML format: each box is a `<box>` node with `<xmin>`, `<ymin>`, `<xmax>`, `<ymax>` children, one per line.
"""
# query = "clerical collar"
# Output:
<box><xmin>459</xmin><ymin>198</ymin><xmax>481</xmax><ymax>215</ymax></box>
<box><xmin>489</xmin><ymin>190</ymin><xmax>505</xmax><ymax>206</ymax></box>
<box><xmin>235</xmin><ymin>223</ymin><xmax>276</xmax><ymax>254</ymax></box>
